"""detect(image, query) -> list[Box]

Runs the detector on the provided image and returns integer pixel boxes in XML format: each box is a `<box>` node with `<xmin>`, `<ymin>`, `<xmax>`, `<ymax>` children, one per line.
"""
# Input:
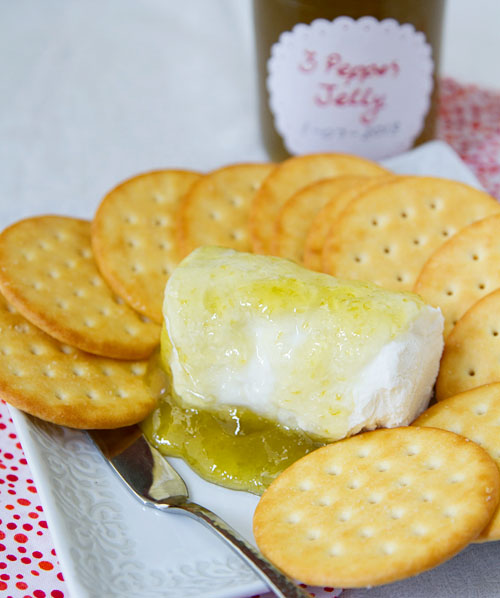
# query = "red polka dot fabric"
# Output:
<box><xmin>1</xmin><ymin>77</ymin><xmax>500</xmax><ymax>598</ymax></box>
<box><xmin>0</xmin><ymin>400</ymin><xmax>66</xmax><ymax>598</ymax></box>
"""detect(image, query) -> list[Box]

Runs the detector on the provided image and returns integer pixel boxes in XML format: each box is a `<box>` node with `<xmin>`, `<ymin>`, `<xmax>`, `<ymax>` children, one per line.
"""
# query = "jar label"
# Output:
<box><xmin>267</xmin><ymin>17</ymin><xmax>434</xmax><ymax>159</ymax></box>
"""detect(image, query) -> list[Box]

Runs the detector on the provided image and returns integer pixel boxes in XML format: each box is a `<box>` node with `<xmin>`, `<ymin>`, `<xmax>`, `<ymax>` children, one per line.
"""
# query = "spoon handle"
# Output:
<box><xmin>167</xmin><ymin>500</ymin><xmax>312</xmax><ymax>598</ymax></box>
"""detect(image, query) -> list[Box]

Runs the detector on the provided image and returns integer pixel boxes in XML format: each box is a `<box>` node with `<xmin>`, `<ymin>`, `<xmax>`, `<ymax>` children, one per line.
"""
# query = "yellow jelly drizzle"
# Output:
<box><xmin>141</xmin><ymin>352</ymin><xmax>322</xmax><ymax>495</ymax></box>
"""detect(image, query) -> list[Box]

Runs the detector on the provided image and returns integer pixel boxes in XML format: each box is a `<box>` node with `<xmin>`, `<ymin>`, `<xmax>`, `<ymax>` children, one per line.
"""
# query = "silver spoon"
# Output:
<box><xmin>88</xmin><ymin>425</ymin><xmax>312</xmax><ymax>598</ymax></box>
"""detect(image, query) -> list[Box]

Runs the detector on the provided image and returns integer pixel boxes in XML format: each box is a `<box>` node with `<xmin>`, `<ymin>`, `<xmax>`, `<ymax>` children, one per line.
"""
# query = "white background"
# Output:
<box><xmin>442</xmin><ymin>0</ymin><xmax>500</xmax><ymax>88</ymax></box>
<box><xmin>1</xmin><ymin>0</ymin><xmax>499</xmax><ymax>225</ymax></box>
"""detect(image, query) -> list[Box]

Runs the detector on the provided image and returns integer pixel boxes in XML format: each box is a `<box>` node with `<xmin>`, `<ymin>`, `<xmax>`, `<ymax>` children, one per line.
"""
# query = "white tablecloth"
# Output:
<box><xmin>1</xmin><ymin>0</ymin><xmax>267</xmax><ymax>227</ymax></box>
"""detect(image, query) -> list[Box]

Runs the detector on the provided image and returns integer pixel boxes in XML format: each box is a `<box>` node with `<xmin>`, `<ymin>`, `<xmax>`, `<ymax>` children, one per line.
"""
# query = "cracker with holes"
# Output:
<box><xmin>0</xmin><ymin>295</ymin><xmax>155</xmax><ymax>428</ymax></box>
<box><xmin>249</xmin><ymin>153</ymin><xmax>389</xmax><ymax>255</ymax></box>
<box><xmin>92</xmin><ymin>169</ymin><xmax>201</xmax><ymax>323</ymax></box>
<box><xmin>321</xmin><ymin>176</ymin><xmax>500</xmax><ymax>290</ymax></box>
<box><xmin>0</xmin><ymin>216</ymin><xmax>160</xmax><ymax>360</ymax></box>
<box><xmin>274</xmin><ymin>175</ymin><xmax>372</xmax><ymax>263</ymax></box>
<box><xmin>414</xmin><ymin>383</ymin><xmax>500</xmax><ymax>542</ymax></box>
<box><xmin>253</xmin><ymin>427</ymin><xmax>500</xmax><ymax>588</ymax></box>
<box><xmin>176</xmin><ymin>162</ymin><xmax>275</xmax><ymax>260</ymax></box>
<box><xmin>436</xmin><ymin>288</ymin><xmax>500</xmax><ymax>400</ymax></box>
<box><xmin>302</xmin><ymin>175</ymin><xmax>396</xmax><ymax>271</ymax></box>
<box><xmin>414</xmin><ymin>214</ymin><xmax>500</xmax><ymax>337</ymax></box>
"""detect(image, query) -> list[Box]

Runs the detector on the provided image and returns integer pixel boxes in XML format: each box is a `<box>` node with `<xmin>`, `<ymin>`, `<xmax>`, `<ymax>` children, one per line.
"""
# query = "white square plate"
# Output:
<box><xmin>10</xmin><ymin>141</ymin><xmax>500</xmax><ymax>598</ymax></box>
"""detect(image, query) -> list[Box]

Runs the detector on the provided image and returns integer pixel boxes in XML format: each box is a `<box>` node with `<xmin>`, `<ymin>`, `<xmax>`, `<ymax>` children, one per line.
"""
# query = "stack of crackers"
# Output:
<box><xmin>1</xmin><ymin>152</ymin><xmax>500</xmax><ymax>588</ymax></box>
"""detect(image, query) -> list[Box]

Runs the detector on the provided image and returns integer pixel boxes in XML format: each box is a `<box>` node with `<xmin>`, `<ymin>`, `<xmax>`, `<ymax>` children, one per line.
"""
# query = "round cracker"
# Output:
<box><xmin>274</xmin><ymin>175</ymin><xmax>372</xmax><ymax>263</ymax></box>
<box><xmin>0</xmin><ymin>295</ymin><xmax>155</xmax><ymax>428</ymax></box>
<box><xmin>253</xmin><ymin>427</ymin><xmax>499</xmax><ymax>588</ymax></box>
<box><xmin>92</xmin><ymin>169</ymin><xmax>201</xmax><ymax>323</ymax></box>
<box><xmin>302</xmin><ymin>175</ymin><xmax>396</xmax><ymax>271</ymax></box>
<box><xmin>0</xmin><ymin>216</ymin><xmax>160</xmax><ymax>360</ymax></box>
<box><xmin>321</xmin><ymin>176</ymin><xmax>500</xmax><ymax>290</ymax></box>
<box><xmin>436</xmin><ymin>288</ymin><xmax>500</xmax><ymax>401</ymax></box>
<box><xmin>414</xmin><ymin>383</ymin><xmax>500</xmax><ymax>542</ymax></box>
<box><xmin>414</xmin><ymin>214</ymin><xmax>500</xmax><ymax>337</ymax></box>
<box><xmin>248</xmin><ymin>153</ymin><xmax>388</xmax><ymax>255</ymax></box>
<box><xmin>176</xmin><ymin>162</ymin><xmax>275</xmax><ymax>260</ymax></box>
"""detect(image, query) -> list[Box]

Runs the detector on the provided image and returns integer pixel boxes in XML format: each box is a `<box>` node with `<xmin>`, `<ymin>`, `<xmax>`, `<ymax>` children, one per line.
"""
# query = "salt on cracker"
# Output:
<box><xmin>302</xmin><ymin>175</ymin><xmax>396</xmax><ymax>271</ymax></box>
<box><xmin>253</xmin><ymin>427</ymin><xmax>499</xmax><ymax>589</ymax></box>
<box><xmin>0</xmin><ymin>295</ymin><xmax>155</xmax><ymax>429</ymax></box>
<box><xmin>321</xmin><ymin>176</ymin><xmax>500</xmax><ymax>291</ymax></box>
<box><xmin>274</xmin><ymin>175</ymin><xmax>372</xmax><ymax>263</ymax></box>
<box><xmin>414</xmin><ymin>383</ymin><xmax>500</xmax><ymax>542</ymax></box>
<box><xmin>92</xmin><ymin>169</ymin><xmax>201</xmax><ymax>323</ymax></box>
<box><xmin>248</xmin><ymin>153</ymin><xmax>388</xmax><ymax>255</ymax></box>
<box><xmin>414</xmin><ymin>214</ymin><xmax>500</xmax><ymax>337</ymax></box>
<box><xmin>436</xmin><ymin>288</ymin><xmax>500</xmax><ymax>401</ymax></box>
<box><xmin>176</xmin><ymin>162</ymin><xmax>275</xmax><ymax>260</ymax></box>
<box><xmin>0</xmin><ymin>216</ymin><xmax>160</xmax><ymax>360</ymax></box>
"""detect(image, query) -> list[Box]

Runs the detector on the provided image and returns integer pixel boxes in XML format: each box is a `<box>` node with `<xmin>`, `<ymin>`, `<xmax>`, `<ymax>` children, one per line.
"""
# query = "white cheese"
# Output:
<box><xmin>163</xmin><ymin>247</ymin><xmax>444</xmax><ymax>441</ymax></box>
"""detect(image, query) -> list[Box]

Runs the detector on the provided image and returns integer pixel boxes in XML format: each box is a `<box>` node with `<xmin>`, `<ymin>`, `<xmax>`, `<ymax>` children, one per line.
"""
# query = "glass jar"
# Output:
<box><xmin>253</xmin><ymin>0</ymin><xmax>446</xmax><ymax>161</ymax></box>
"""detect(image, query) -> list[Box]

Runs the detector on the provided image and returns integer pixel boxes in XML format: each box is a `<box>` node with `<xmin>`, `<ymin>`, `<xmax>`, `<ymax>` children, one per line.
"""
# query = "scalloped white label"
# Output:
<box><xmin>267</xmin><ymin>17</ymin><xmax>434</xmax><ymax>159</ymax></box>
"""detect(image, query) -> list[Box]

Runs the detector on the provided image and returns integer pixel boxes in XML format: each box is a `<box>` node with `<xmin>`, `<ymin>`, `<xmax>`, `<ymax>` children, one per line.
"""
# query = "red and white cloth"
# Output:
<box><xmin>438</xmin><ymin>77</ymin><xmax>500</xmax><ymax>199</ymax></box>
<box><xmin>0</xmin><ymin>401</ymin><xmax>65</xmax><ymax>598</ymax></box>
<box><xmin>1</xmin><ymin>77</ymin><xmax>500</xmax><ymax>598</ymax></box>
